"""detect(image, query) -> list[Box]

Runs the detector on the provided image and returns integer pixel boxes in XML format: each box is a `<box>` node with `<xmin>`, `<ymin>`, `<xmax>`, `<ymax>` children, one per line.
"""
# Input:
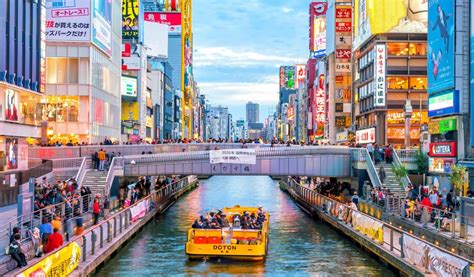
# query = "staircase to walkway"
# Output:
<box><xmin>82</xmin><ymin>169</ymin><xmax>108</xmax><ymax>195</ymax></box>
<box><xmin>377</xmin><ymin>162</ymin><xmax>404</xmax><ymax>195</ymax></box>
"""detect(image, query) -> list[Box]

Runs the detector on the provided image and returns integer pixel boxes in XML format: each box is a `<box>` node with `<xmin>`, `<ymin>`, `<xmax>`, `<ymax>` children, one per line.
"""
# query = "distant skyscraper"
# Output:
<box><xmin>246</xmin><ymin>102</ymin><xmax>259</xmax><ymax>124</ymax></box>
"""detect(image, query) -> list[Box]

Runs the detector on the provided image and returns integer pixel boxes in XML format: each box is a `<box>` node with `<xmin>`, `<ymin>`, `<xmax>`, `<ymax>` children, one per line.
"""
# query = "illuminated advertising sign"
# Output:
<box><xmin>429</xmin><ymin>142</ymin><xmax>456</xmax><ymax>157</ymax></box>
<box><xmin>428</xmin><ymin>90</ymin><xmax>459</xmax><ymax>117</ymax></box>
<box><xmin>5</xmin><ymin>89</ymin><xmax>18</xmax><ymax>122</ymax></box>
<box><xmin>353</xmin><ymin>0</ymin><xmax>427</xmax><ymax>49</ymax></box>
<box><xmin>279</xmin><ymin>67</ymin><xmax>285</xmax><ymax>88</ymax></box>
<box><xmin>335</xmin><ymin>49</ymin><xmax>351</xmax><ymax>59</ymax></box>
<box><xmin>309</xmin><ymin>2</ymin><xmax>328</xmax><ymax>55</ymax></box>
<box><xmin>335</xmin><ymin>63</ymin><xmax>351</xmax><ymax>73</ymax></box>
<box><xmin>121</xmin><ymin>76</ymin><xmax>138</xmax><ymax>97</ymax></box>
<box><xmin>356</xmin><ymin>128</ymin><xmax>376</xmax><ymax>144</ymax></box>
<box><xmin>121</xmin><ymin>102</ymin><xmax>139</xmax><ymax>121</ymax></box>
<box><xmin>429</xmin><ymin>157</ymin><xmax>455</xmax><ymax>174</ymax></box>
<box><xmin>314</xmin><ymin>74</ymin><xmax>326</xmax><ymax>127</ymax></box>
<box><xmin>295</xmin><ymin>65</ymin><xmax>306</xmax><ymax>89</ymax></box>
<box><xmin>336</xmin><ymin>35</ymin><xmax>352</xmax><ymax>46</ymax></box>
<box><xmin>374</xmin><ymin>44</ymin><xmax>386</xmax><ymax>107</ymax></box>
<box><xmin>281</xmin><ymin>66</ymin><xmax>295</xmax><ymax>89</ymax></box>
<box><xmin>336</xmin><ymin>7</ymin><xmax>352</xmax><ymax>19</ymax></box>
<box><xmin>92</xmin><ymin>0</ymin><xmax>112</xmax><ymax>55</ymax></box>
<box><xmin>122</xmin><ymin>44</ymin><xmax>141</xmax><ymax>70</ymax></box>
<box><xmin>45</xmin><ymin>0</ymin><xmax>91</xmax><ymax>41</ymax></box>
<box><xmin>122</xmin><ymin>0</ymin><xmax>139</xmax><ymax>40</ymax></box>
<box><xmin>428</xmin><ymin>117</ymin><xmax>457</xmax><ymax>134</ymax></box>
<box><xmin>144</xmin><ymin>12</ymin><xmax>182</xmax><ymax>33</ymax></box>
<box><xmin>335</xmin><ymin>22</ymin><xmax>352</xmax><ymax>32</ymax></box>
<box><xmin>6</xmin><ymin>138</ymin><xmax>18</xmax><ymax>170</ymax></box>
<box><xmin>336</xmin><ymin>131</ymin><xmax>348</xmax><ymax>142</ymax></box>
<box><xmin>428</xmin><ymin>0</ymin><xmax>455</xmax><ymax>94</ymax></box>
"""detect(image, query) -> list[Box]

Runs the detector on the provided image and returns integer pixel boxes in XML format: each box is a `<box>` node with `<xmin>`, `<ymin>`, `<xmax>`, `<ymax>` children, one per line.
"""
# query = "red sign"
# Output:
<box><xmin>336</xmin><ymin>49</ymin><xmax>351</xmax><ymax>59</ymax></box>
<box><xmin>315</xmin><ymin>74</ymin><xmax>326</xmax><ymax>125</ymax></box>
<box><xmin>335</xmin><ymin>22</ymin><xmax>352</xmax><ymax>32</ymax></box>
<box><xmin>144</xmin><ymin>12</ymin><xmax>182</xmax><ymax>32</ymax></box>
<box><xmin>336</xmin><ymin>7</ymin><xmax>351</xmax><ymax>18</ymax></box>
<box><xmin>122</xmin><ymin>43</ymin><xmax>131</xmax><ymax>57</ymax></box>
<box><xmin>429</xmin><ymin>142</ymin><xmax>457</xmax><ymax>157</ymax></box>
<box><xmin>310</xmin><ymin>2</ymin><xmax>328</xmax><ymax>17</ymax></box>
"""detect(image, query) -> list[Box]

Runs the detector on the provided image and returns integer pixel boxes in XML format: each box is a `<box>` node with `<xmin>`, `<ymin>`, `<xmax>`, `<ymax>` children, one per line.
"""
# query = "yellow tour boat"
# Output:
<box><xmin>185</xmin><ymin>205</ymin><xmax>269</xmax><ymax>261</ymax></box>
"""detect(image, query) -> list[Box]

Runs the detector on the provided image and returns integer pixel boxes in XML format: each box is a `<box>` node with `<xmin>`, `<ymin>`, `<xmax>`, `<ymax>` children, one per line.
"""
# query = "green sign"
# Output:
<box><xmin>439</xmin><ymin>118</ymin><xmax>456</xmax><ymax>133</ymax></box>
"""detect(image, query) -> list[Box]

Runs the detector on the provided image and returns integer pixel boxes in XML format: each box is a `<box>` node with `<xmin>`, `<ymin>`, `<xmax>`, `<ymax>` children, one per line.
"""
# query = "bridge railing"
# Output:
<box><xmin>104</xmin><ymin>157</ymin><xmax>125</xmax><ymax>196</ymax></box>
<box><xmin>392</xmin><ymin>150</ymin><xmax>412</xmax><ymax>189</ymax></box>
<box><xmin>395</xmin><ymin>149</ymin><xmax>418</xmax><ymax>163</ymax></box>
<box><xmin>283</xmin><ymin>177</ymin><xmax>472</xmax><ymax>274</ymax></box>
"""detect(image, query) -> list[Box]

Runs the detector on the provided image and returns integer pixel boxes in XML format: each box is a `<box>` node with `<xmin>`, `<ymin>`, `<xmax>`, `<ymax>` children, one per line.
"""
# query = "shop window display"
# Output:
<box><xmin>38</xmin><ymin>96</ymin><xmax>79</xmax><ymax>123</ymax></box>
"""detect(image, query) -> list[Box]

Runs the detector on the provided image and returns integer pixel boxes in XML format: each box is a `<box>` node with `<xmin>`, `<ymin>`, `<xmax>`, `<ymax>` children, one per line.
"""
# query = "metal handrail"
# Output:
<box><xmin>75</xmin><ymin>157</ymin><xmax>88</xmax><ymax>186</ymax></box>
<box><xmin>361</xmin><ymin>148</ymin><xmax>383</xmax><ymax>188</ymax></box>
<box><xmin>392</xmin><ymin>150</ymin><xmax>413</xmax><ymax>188</ymax></box>
<box><xmin>395</xmin><ymin>149</ymin><xmax>418</xmax><ymax>163</ymax></box>
<box><xmin>51</xmin><ymin>157</ymin><xmax>85</xmax><ymax>169</ymax></box>
<box><xmin>104</xmin><ymin>157</ymin><xmax>124</xmax><ymax>196</ymax></box>
<box><xmin>284</xmin><ymin>177</ymin><xmax>473</xmax><ymax>266</ymax></box>
<box><xmin>15</xmin><ymin>176</ymin><xmax>194</xmax><ymax>275</ymax></box>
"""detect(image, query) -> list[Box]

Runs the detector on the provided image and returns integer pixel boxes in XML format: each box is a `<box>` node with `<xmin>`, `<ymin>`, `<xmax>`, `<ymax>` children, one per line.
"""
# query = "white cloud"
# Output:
<box><xmin>281</xmin><ymin>7</ymin><xmax>294</xmax><ymax>13</ymax></box>
<box><xmin>194</xmin><ymin>47</ymin><xmax>299</xmax><ymax>68</ymax></box>
<box><xmin>199</xmin><ymin>81</ymin><xmax>279</xmax><ymax>105</ymax></box>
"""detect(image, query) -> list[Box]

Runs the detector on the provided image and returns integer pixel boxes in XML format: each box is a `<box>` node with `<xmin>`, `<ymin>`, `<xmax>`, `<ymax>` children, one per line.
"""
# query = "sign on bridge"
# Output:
<box><xmin>210</xmin><ymin>149</ymin><xmax>256</xmax><ymax>165</ymax></box>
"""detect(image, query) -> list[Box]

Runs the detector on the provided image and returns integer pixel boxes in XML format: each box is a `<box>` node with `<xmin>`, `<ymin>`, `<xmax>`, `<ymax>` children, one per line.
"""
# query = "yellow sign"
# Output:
<box><xmin>18</xmin><ymin>242</ymin><xmax>81</xmax><ymax>277</ymax></box>
<box><xmin>145</xmin><ymin>116</ymin><xmax>153</xmax><ymax>128</ymax></box>
<box><xmin>121</xmin><ymin>102</ymin><xmax>139</xmax><ymax>121</ymax></box>
<box><xmin>353</xmin><ymin>0</ymin><xmax>427</xmax><ymax>49</ymax></box>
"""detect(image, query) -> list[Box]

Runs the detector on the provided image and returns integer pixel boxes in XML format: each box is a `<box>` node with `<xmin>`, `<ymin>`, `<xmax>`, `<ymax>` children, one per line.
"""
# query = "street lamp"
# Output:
<box><xmin>404</xmin><ymin>99</ymin><xmax>413</xmax><ymax>149</ymax></box>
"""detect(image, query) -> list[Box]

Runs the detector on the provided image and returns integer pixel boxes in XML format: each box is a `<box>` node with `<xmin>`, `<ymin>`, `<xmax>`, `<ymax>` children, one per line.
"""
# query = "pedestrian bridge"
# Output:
<box><xmin>120</xmin><ymin>147</ymin><xmax>354</xmax><ymax>177</ymax></box>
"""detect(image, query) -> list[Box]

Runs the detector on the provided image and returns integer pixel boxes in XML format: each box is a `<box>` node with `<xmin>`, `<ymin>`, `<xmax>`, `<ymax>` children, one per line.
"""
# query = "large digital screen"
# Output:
<box><xmin>92</xmin><ymin>0</ymin><xmax>112</xmax><ymax>55</ymax></box>
<box><xmin>427</xmin><ymin>0</ymin><xmax>455</xmax><ymax>94</ymax></box>
<box><xmin>353</xmin><ymin>0</ymin><xmax>427</xmax><ymax>49</ymax></box>
<box><xmin>121</xmin><ymin>76</ymin><xmax>138</xmax><ymax>97</ymax></box>
<box><xmin>428</xmin><ymin>90</ymin><xmax>459</xmax><ymax>117</ymax></box>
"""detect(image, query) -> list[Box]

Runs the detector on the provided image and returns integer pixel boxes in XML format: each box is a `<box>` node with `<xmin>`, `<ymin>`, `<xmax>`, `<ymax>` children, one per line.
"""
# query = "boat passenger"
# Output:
<box><xmin>221</xmin><ymin>214</ymin><xmax>230</xmax><ymax>227</ymax></box>
<box><xmin>192</xmin><ymin>220</ymin><xmax>203</xmax><ymax>229</ymax></box>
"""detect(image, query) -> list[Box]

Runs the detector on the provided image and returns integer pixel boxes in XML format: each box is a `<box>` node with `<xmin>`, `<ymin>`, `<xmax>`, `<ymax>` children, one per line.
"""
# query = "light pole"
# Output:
<box><xmin>404</xmin><ymin>99</ymin><xmax>413</xmax><ymax>149</ymax></box>
<box><xmin>295</xmin><ymin>98</ymin><xmax>299</xmax><ymax>142</ymax></box>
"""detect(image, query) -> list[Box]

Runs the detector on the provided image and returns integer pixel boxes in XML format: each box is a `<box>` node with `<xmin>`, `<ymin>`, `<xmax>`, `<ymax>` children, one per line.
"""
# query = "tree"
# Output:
<box><xmin>414</xmin><ymin>150</ymin><xmax>429</xmax><ymax>175</ymax></box>
<box><xmin>450</xmin><ymin>164</ymin><xmax>468</xmax><ymax>197</ymax></box>
<box><xmin>392</xmin><ymin>163</ymin><xmax>408</xmax><ymax>187</ymax></box>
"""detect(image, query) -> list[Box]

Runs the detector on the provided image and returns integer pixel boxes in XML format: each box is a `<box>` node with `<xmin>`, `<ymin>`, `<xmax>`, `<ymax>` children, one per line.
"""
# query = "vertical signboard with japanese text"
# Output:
<box><xmin>122</xmin><ymin>0</ymin><xmax>140</xmax><ymax>40</ymax></box>
<box><xmin>314</xmin><ymin>74</ymin><xmax>325</xmax><ymax>137</ymax></box>
<box><xmin>374</xmin><ymin>44</ymin><xmax>386</xmax><ymax>107</ymax></box>
<box><xmin>45</xmin><ymin>0</ymin><xmax>91</xmax><ymax>41</ymax></box>
<box><xmin>295</xmin><ymin>65</ymin><xmax>306</xmax><ymax>90</ymax></box>
<box><xmin>92</xmin><ymin>0</ymin><xmax>112</xmax><ymax>55</ymax></box>
<box><xmin>309</xmin><ymin>2</ymin><xmax>328</xmax><ymax>58</ymax></box>
<box><xmin>428</xmin><ymin>0</ymin><xmax>454</xmax><ymax>94</ymax></box>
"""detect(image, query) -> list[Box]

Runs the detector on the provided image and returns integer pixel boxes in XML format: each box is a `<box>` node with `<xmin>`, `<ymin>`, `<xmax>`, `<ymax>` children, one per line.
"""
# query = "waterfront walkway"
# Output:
<box><xmin>282</xmin><ymin>179</ymin><xmax>472</xmax><ymax>276</ymax></box>
<box><xmin>7</xmin><ymin>177</ymin><xmax>198</xmax><ymax>277</ymax></box>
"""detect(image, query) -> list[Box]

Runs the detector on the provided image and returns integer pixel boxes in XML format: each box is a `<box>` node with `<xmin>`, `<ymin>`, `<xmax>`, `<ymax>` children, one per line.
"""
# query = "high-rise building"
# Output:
<box><xmin>246</xmin><ymin>102</ymin><xmax>259</xmax><ymax>124</ymax></box>
<box><xmin>352</xmin><ymin>0</ymin><xmax>429</xmax><ymax>148</ymax></box>
<box><xmin>44</xmin><ymin>0</ymin><xmax>122</xmax><ymax>144</ymax></box>
<box><xmin>0</xmin><ymin>0</ymin><xmax>45</xmax><ymax>172</ymax></box>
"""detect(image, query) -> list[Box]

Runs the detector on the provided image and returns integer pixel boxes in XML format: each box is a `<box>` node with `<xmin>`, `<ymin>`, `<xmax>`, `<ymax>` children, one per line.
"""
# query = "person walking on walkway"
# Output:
<box><xmin>98</xmin><ymin>149</ymin><xmax>106</xmax><ymax>171</ymax></box>
<box><xmin>366</xmin><ymin>143</ymin><xmax>374</xmax><ymax>161</ymax></box>
<box><xmin>44</xmin><ymin>228</ymin><xmax>63</xmax><ymax>253</ymax></box>
<box><xmin>379</xmin><ymin>166</ymin><xmax>386</xmax><ymax>184</ymax></box>
<box><xmin>93</xmin><ymin>197</ymin><xmax>101</xmax><ymax>225</ymax></box>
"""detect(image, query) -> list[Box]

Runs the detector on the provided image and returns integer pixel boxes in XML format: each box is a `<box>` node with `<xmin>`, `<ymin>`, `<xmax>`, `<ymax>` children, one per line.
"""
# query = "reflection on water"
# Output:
<box><xmin>95</xmin><ymin>176</ymin><xmax>395</xmax><ymax>276</ymax></box>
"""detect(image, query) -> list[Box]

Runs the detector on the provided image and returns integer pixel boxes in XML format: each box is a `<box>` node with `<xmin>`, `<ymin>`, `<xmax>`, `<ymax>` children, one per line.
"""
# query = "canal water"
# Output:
<box><xmin>95</xmin><ymin>176</ymin><xmax>395</xmax><ymax>276</ymax></box>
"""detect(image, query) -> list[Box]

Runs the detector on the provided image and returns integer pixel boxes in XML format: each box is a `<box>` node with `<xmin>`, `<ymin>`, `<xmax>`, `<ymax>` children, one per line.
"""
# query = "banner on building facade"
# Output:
<box><xmin>402</xmin><ymin>234</ymin><xmax>469</xmax><ymax>277</ymax></box>
<box><xmin>46</xmin><ymin>0</ymin><xmax>91</xmax><ymax>41</ymax></box>
<box><xmin>210</xmin><ymin>149</ymin><xmax>256</xmax><ymax>165</ymax></box>
<box><xmin>130</xmin><ymin>199</ymin><xmax>149</xmax><ymax>221</ymax></box>
<box><xmin>374</xmin><ymin>44</ymin><xmax>386</xmax><ymax>106</ymax></box>
<box><xmin>122</xmin><ymin>0</ymin><xmax>139</xmax><ymax>40</ymax></box>
<box><xmin>18</xmin><ymin>242</ymin><xmax>81</xmax><ymax>277</ymax></box>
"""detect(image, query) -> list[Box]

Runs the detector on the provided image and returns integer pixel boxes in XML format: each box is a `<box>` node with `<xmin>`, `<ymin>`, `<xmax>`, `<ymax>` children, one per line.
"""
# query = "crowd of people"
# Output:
<box><xmin>402</xmin><ymin>184</ymin><xmax>457</xmax><ymax>231</ymax></box>
<box><xmin>365</xmin><ymin>143</ymin><xmax>395</xmax><ymax>164</ymax></box>
<box><xmin>191</xmin><ymin>208</ymin><xmax>267</xmax><ymax>230</ymax></box>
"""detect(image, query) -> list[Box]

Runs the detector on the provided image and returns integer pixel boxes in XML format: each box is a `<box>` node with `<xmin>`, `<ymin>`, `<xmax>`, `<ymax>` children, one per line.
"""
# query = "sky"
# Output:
<box><xmin>193</xmin><ymin>0</ymin><xmax>309</xmax><ymax>121</ymax></box>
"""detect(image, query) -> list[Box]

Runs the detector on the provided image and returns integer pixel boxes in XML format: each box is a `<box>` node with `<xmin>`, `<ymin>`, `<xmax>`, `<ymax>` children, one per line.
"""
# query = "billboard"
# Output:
<box><xmin>353</xmin><ymin>0</ymin><xmax>428</xmax><ymax>49</ymax></box>
<box><xmin>356</xmin><ymin>128</ymin><xmax>376</xmax><ymax>144</ymax></box>
<box><xmin>280</xmin><ymin>66</ymin><xmax>295</xmax><ymax>89</ymax></box>
<box><xmin>92</xmin><ymin>0</ymin><xmax>112</xmax><ymax>55</ymax></box>
<box><xmin>144</xmin><ymin>12</ymin><xmax>182</xmax><ymax>33</ymax></box>
<box><xmin>121</xmin><ymin>76</ymin><xmax>138</xmax><ymax>97</ymax></box>
<box><xmin>6</xmin><ymin>138</ymin><xmax>18</xmax><ymax>170</ymax></box>
<box><xmin>374</xmin><ymin>44</ymin><xmax>386</xmax><ymax>107</ymax></box>
<box><xmin>428</xmin><ymin>90</ymin><xmax>459</xmax><ymax>117</ymax></box>
<box><xmin>5</xmin><ymin>89</ymin><xmax>18</xmax><ymax>122</ymax></box>
<box><xmin>144</xmin><ymin>21</ymin><xmax>169</xmax><ymax>57</ymax></box>
<box><xmin>295</xmin><ymin>65</ymin><xmax>306</xmax><ymax>89</ymax></box>
<box><xmin>429</xmin><ymin>142</ymin><xmax>456</xmax><ymax>157</ymax></box>
<box><xmin>309</xmin><ymin>2</ymin><xmax>328</xmax><ymax>55</ymax></box>
<box><xmin>122</xmin><ymin>0</ymin><xmax>139</xmax><ymax>40</ymax></box>
<box><xmin>45</xmin><ymin>0</ymin><xmax>91</xmax><ymax>41</ymax></box>
<box><xmin>121</xmin><ymin>102</ymin><xmax>139</xmax><ymax>121</ymax></box>
<box><xmin>122</xmin><ymin>44</ymin><xmax>141</xmax><ymax>70</ymax></box>
<box><xmin>428</xmin><ymin>0</ymin><xmax>455</xmax><ymax>94</ymax></box>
